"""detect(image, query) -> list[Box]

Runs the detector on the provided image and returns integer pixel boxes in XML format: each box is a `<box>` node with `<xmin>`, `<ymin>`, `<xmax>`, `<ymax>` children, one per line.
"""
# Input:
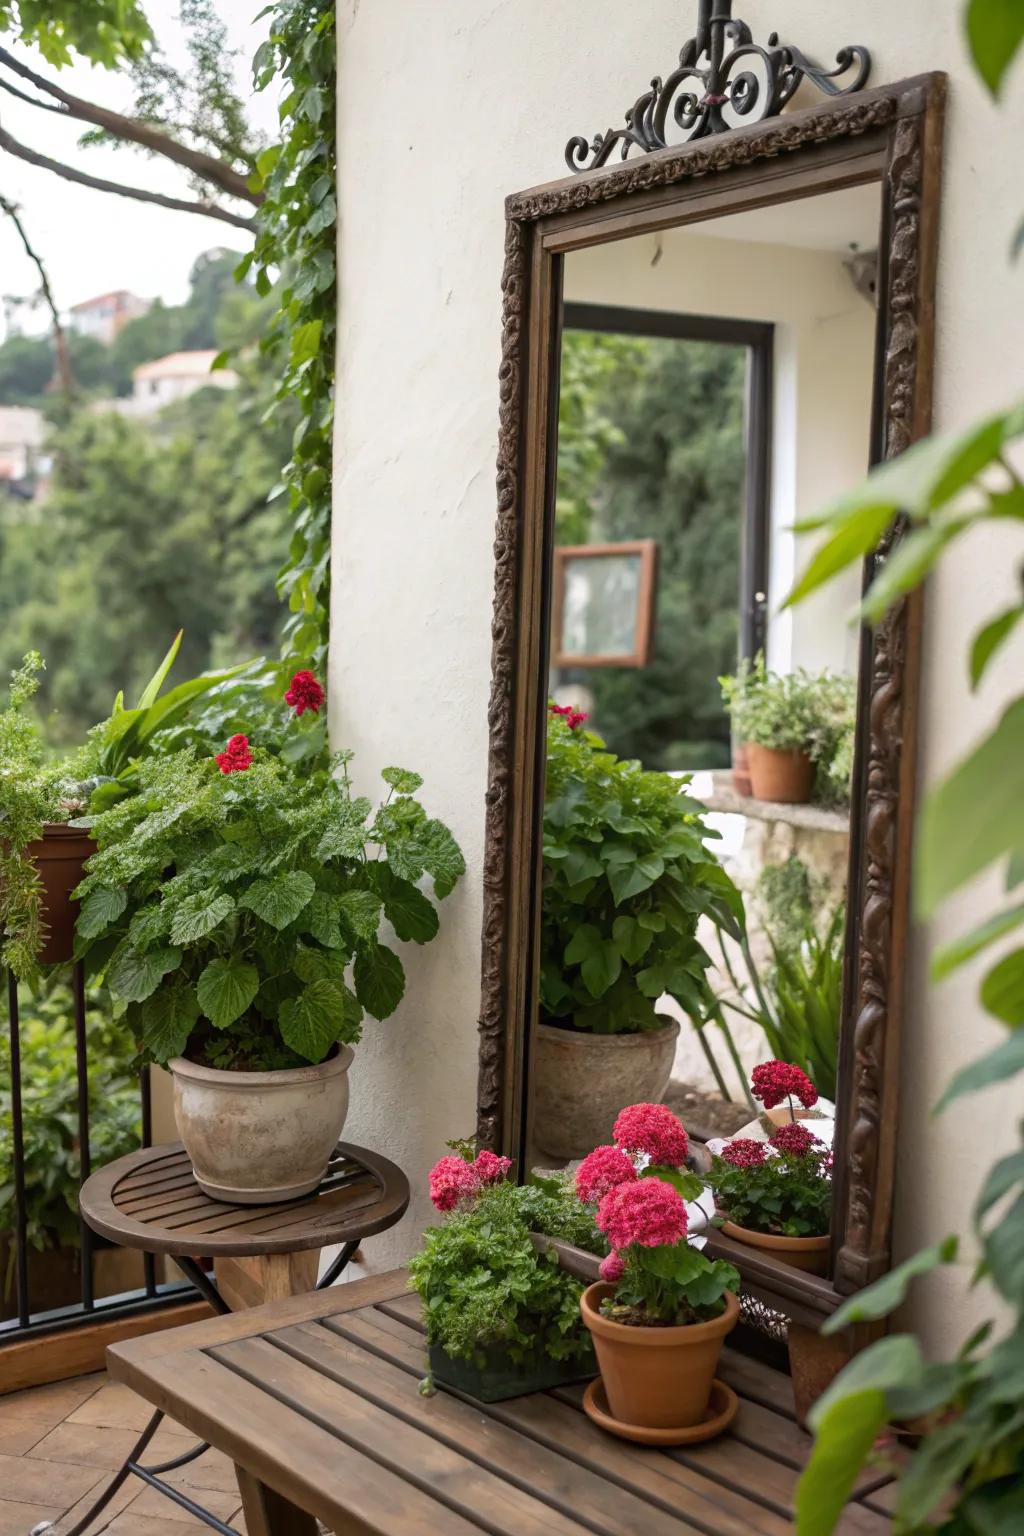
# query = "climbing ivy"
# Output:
<box><xmin>241</xmin><ymin>0</ymin><xmax>336</xmax><ymax>670</ymax></box>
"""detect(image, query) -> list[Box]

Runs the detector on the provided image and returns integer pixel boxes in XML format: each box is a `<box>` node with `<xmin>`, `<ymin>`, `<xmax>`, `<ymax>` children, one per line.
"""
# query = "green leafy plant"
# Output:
<box><xmin>0</xmin><ymin>977</ymin><xmax>139</xmax><ymax>1261</ymax></box>
<box><xmin>709</xmin><ymin>1132</ymin><xmax>832</xmax><ymax>1239</ymax></box>
<box><xmin>410</xmin><ymin>1164</ymin><xmax>602</xmax><ymax>1372</ymax></box>
<box><xmin>541</xmin><ymin>706</ymin><xmax>741</xmax><ymax>1038</ymax></box>
<box><xmin>75</xmin><ymin>731</ymin><xmax>464</xmax><ymax>1071</ymax></box>
<box><xmin>719</xmin><ymin>654</ymin><xmax>818</xmax><ymax>752</ymax></box>
<box><xmin>791</xmin><ymin>9</ymin><xmax>1024</xmax><ymax>1525</ymax></box>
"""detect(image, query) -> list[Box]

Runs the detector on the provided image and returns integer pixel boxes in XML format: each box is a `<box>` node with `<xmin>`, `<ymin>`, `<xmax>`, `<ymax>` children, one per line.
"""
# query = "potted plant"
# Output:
<box><xmin>709</xmin><ymin>1063</ymin><xmax>832</xmax><ymax>1274</ymax></box>
<box><xmin>74</xmin><ymin>670</ymin><xmax>464</xmax><ymax>1203</ymax></box>
<box><xmin>537</xmin><ymin>705</ymin><xmax>738</xmax><ymax>1159</ymax></box>
<box><xmin>719</xmin><ymin>656</ymin><xmax>818</xmax><ymax>803</ymax></box>
<box><xmin>409</xmin><ymin>1148</ymin><xmax>604</xmax><ymax>1400</ymax></box>
<box><xmin>0</xmin><ymin>636</ymin><xmax>251</xmax><ymax>975</ymax></box>
<box><xmin>573</xmin><ymin>1103</ymin><xmax>741</xmax><ymax>1439</ymax></box>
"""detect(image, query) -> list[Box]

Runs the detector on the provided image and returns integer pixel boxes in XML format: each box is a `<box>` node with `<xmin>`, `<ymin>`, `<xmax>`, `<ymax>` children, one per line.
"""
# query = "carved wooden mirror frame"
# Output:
<box><xmin>476</xmin><ymin>73</ymin><xmax>946</xmax><ymax>1327</ymax></box>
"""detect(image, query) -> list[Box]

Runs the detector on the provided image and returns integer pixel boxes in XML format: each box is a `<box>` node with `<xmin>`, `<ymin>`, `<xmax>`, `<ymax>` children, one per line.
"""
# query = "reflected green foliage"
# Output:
<box><xmin>555</xmin><ymin>331</ymin><xmax>747</xmax><ymax>769</ymax></box>
<box><xmin>0</xmin><ymin>1</ymin><xmax>152</xmax><ymax>67</ymax></box>
<box><xmin>0</xmin><ymin>975</ymin><xmax>139</xmax><ymax>1255</ymax></box>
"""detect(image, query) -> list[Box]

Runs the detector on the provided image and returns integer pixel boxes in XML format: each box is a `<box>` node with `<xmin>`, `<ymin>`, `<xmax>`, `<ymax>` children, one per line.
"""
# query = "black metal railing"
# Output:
<box><xmin>1</xmin><ymin>962</ymin><xmax>193</xmax><ymax>1347</ymax></box>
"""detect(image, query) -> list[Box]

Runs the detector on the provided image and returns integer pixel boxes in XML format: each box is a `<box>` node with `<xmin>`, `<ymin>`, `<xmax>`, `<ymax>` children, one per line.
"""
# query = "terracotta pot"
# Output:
<box><xmin>720</xmin><ymin>1220</ymin><xmax>830</xmax><ymax>1275</ymax></box>
<box><xmin>731</xmin><ymin>741</ymin><xmax>752</xmax><ymax>798</ymax></box>
<box><xmin>169</xmin><ymin>1045</ymin><xmax>353</xmax><ymax>1203</ymax></box>
<box><xmin>581</xmin><ymin>1282</ymin><xmax>739</xmax><ymax>1430</ymax></box>
<box><xmin>787</xmin><ymin>1323</ymin><xmax>852</xmax><ymax>1427</ymax></box>
<box><xmin>532</xmin><ymin>1018</ymin><xmax>680</xmax><ymax>1160</ymax></box>
<box><xmin>746</xmin><ymin>743</ymin><xmax>814</xmax><ymax>804</ymax></box>
<box><xmin>20</xmin><ymin>824</ymin><xmax>94</xmax><ymax>966</ymax></box>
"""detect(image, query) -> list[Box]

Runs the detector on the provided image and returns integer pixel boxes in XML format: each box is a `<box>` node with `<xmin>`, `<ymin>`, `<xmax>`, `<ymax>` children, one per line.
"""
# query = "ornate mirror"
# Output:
<box><xmin>476</xmin><ymin>22</ymin><xmax>945</xmax><ymax>1337</ymax></box>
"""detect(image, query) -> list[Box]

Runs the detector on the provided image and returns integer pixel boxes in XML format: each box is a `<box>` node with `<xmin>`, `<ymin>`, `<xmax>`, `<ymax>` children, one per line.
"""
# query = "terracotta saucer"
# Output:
<box><xmin>582</xmin><ymin>1377</ymin><xmax>739</xmax><ymax>1446</ymax></box>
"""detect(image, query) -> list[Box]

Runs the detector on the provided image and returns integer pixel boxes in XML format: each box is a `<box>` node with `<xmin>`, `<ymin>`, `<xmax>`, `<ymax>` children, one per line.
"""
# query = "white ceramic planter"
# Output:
<box><xmin>532</xmin><ymin>1018</ymin><xmax>680</xmax><ymax>1160</ymax></box>
<box><xmin>168</xmin><ymin>1047</ymin><xmax>354</xmax><ymax>1204</ymax></box>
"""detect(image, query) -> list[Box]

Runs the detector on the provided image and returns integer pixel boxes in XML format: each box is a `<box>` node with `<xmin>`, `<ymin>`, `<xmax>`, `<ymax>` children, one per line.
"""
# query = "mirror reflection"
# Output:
<box><xmin>534</xmin><ymin>183</ymin><xmax>882</xmax><ymax>1271</ymax></box>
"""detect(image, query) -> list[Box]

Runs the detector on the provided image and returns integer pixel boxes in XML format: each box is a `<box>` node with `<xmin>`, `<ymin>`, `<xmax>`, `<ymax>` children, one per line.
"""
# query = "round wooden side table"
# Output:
<box><xmin>44</xmin><ymin>1140</ymin><xmax>410</xmax><ymax>1536</ymax></box>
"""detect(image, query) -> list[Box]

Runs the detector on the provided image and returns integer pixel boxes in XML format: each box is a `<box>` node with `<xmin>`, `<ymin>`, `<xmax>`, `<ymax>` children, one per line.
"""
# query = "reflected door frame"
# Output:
<box><xmin>562</xmin><ymin>301</ymin><xmax>773</xmax><ymax>659</ymax></box>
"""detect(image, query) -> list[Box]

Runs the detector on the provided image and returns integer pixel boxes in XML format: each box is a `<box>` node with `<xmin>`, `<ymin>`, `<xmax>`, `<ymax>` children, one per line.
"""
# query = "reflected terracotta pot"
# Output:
<box><xmin>720</xmin><ymin>1220</ymin><xmax>830</xmax><ymax>1275</ymax></box>
<box><xmin>581</xmin><ymin>1282</ymin><xmax>739</xmax><ymax>1431</ymax></box>
<box><xmin>21</xmin><ymin>824</ymin><xmax>95</xmax><ymax>965</ymax></box>
<box><xmin>746</xmin><ymin>744</ymin><xmax>813</xmax><ymax>803</ymax></box>
<box><xmin>731</xmin><ymin>741</ymin><xmax>752</xmax><ymax>798</ymax></box>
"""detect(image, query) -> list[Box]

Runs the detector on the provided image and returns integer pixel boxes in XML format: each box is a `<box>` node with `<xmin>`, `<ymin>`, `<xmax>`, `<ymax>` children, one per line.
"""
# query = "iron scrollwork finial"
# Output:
<box><xmin>565</xmin><ymin>0</ymin><xmax>871</xmax><ymax>173</ymax></box>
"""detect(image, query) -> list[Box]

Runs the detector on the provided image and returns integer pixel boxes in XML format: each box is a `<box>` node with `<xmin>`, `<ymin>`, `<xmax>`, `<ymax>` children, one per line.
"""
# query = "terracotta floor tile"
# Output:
<box><xmin>0</xmin><ymin>1453</ymin><xmax>102</xmax><ymax>1509</ymax></box>
<box><xmin>52</xmin><ymin>1471</ymin><xmax>139</xmax><ymax>1534</ymax></box>
<box><xmin>66</xmin><ymin>1384</ymin><xmax>154</xmax><ymax>1434</ymax></box>
<box><xmin>125</xmin><ymin>1483</ymin><xmax>242</xmax><ymax>1527</ymax></box>
<box><xmin>24</xmin><ymin>1422</ymin><xmax>141</xmax><ymax>1472</ymax></box>
<box><xmin>0</xmin><ymin>1498</ymin><xmax>62</xmax><ymax>1536</ymax></box>
<box><xmin>144</xmin><ymin>1427</ymin><xmax>198</xmax><ymax>1464</ymax></box>
<box><xmin>161</xmin><ymin>1448</ymin><xmax>243</xmax><ymax>1495</ymax></box>
<box><xmin>0</xmin><ymin>1423</ymin><xmax>50</xmax><ymax>1459</ymax></box>
<box><xmin>105</xmin><ymin>1512</ymin><xmax>229</xmax><ymax>1536</ymax></box>
<box><xmin>0</xmin><ymin>1379</ymin><xmax>103</xmax><ymax>1433</ymax></box>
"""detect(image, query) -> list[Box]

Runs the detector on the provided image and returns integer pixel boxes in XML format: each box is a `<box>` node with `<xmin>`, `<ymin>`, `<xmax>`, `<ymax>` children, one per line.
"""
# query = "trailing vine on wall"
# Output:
<box><xmin>239</xmin><ymin>0</ymin><xmax>336</xmax><ymax>670</ymax></box>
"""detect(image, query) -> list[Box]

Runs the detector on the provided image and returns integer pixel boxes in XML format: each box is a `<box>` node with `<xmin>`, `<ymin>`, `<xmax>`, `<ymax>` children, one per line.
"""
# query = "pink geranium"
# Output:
<box><xmin>613</xmin><ymin>1103</ymin><xmax>689</xmax><ymax>1167</ymax></box>
<box><xmin>598</xmin><ymin>1252</ymin><xmax>625</xmax><ymax>1283</ymax></box>
<box><xmin>428</xmin><ymin>1155</ymin><xmax>480</xmax><ymax>1212</ymax></box>
<box><xmin>575</xmin><ymin>1145</ymin><xmax>637</xmax><ymax>1204</ymax></box>
<box><xmin>769</xmin><ymin>1122</ymin><xmax>822</xmax><ymax>1159</ymax></box>
<box><xmin>750</xmin><ymin>1060</ymin><xmax>818</xmax><ymax>1111</ymax></box>
<box><xmin>719</xmin><ymin>1137</ymin><xmax>768</xmax><ymax>1169</ymax></box>
<box><xmin>473</xmin><ymin>1149</ymin><xmax>512</xmax><ymax>1184</ymax></box>
<box><xmin>597</xmin><ymin>1178</ymin><xmax>688</xmax><ymax>1251</ymax></box>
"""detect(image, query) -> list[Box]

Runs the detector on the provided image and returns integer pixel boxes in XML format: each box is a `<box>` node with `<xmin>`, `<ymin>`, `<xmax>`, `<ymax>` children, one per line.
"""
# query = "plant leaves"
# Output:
<box><xmin>419</xmin><ymin>819</ymin><xmax>465</xmax><ymax>899</ymax></box>
<box><xmin>353</xmin><ymin>942</ymin><xmax>405</xmax><ymax>1019</ymax></box>
<box><xmin>238</xmin><ymin>870</ymin><xmax>315</xmax><ymax>930</ymax></box>
<box><xmin>608</xmin><ymin>855</ymin><xmax>664</xmax><ymax>905</ymax></box>
<box><xmin>581</xmin><ymin>939</ymin><xmax>621</xmax><ymax>999</ymax></box>
<box><xmin>169</xmin><ymin>892</ymin><xmax>236</xmax><ymax>946</ymax></box>
<box><xmin>823</xmin><ymin>1238</ymin><xmax>958</xmax><ymax>1334</ymax></box>
<box><xmin>935</xmin><ymin>1029</ymin><xmax>1024</xmax><ymax>1112</ymax></box>
<box><xmin>931</xmin><ymin>903</ymin><xmax>1024</xmax><ymax>981</ymax></box>
<box><xmin>795</xmin><ymin>1389</ymin><xmax>890</xmax><ymax>1536</ymax></box>
<box><xmin>196</xmin><ymin>956</ymin><xmax>259</xmax><ymax>1030</ymax></box>
<box><xmin>77</xmin><ymin>886</ymin><xmax>127</xmax><ymax>941</ymax></box>
<box><xmin>377</xmin><ymin>875</ymin><xmax>438</xmax><ymax>944</ymax></box>
<box><xmin>860</xmin><ymin>519</ymin><xmax>967</xmax><ymax>625</ymax></box>
<box><xmin>980</xmin><ymin>946</ymin><xmax>1024</xmax><ymax>1024</ymax></box>
<box><xmin>108</xmin><ymin>943</ymin><xmax>181</xmax><ymax>1004</ymax></box>
<box><xmin>279</xmin><ymin>979</ymin><xmax>348</xmax><ymax>1061</ymax></box>
<box><xmin>337</xmin><ymin>889</ymin><xmax>383</xmax><ymax>943</ymax></box>
<box><xmin>966</xmin><ymin>0</ymin><xmax>1024</xmax><ymax>95</ymax></box>
<box><xmin>137</xmin><ymin>983</ymin><xmax>200</xmax><ymax>1063</ymax></box>
<box><xmin>916</xmin><ymin>698</ymin><xmax>1024</xmax><ymax>918</ymax></box>
<box><xmin>381</xmin><ymin>766</ymin><xmax>423</xmax><ymax>794</ymax></box>
<box><xmin>970</xmin><ymin>605</ymin><xmax>1024</xmax><ymax>688</ymax></box>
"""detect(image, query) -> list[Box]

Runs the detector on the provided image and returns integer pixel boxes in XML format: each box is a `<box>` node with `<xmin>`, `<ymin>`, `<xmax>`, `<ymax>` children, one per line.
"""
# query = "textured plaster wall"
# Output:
<box><xmin>332</xmin><ymin>0</ymin><xmax>1024</xmax><ymax>1344</ymax></box>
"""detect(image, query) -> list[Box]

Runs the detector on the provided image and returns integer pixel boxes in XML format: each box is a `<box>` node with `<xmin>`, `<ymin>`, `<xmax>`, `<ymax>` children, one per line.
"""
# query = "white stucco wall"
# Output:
<box><xmin>332</xmin><ymin>0</ymin><xmax>1024</xmax><ymax>1346</ymax></box>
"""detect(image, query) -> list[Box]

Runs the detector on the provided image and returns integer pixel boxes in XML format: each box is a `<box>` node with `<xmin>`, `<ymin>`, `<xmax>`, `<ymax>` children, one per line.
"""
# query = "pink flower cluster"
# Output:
<box><xmin>750</xmin><ymin>1060</ymin><xmax>818</xmax><ymax>1112</ymax></box>
<box><xmin>427</xmin><ymin>1149</ymin><xmax>512</xmax><ymax>1212</ymax></box>
<box><xmin>613</xmin><ymin>1103</ymin><xmax>689</xmax><ymax>1167</ymax></box>
<box><xmin>575</xmin><ymin>1145</ymin><xmax>637</xmax><ymax>1204</ymax></box>
<box><xmin>597</xmin><ymin>1179</ymin><xmax>688</xmax><ymax>1251</ymax></box>
<box><xmin>719</xmin><ymin>1138</ymin><xmax>767</xmax><ymax>1170</ymax></box>
<box><xmin>285</xmin><ymin>670</ymin><xmax>325</xmax><ymax>717</ymax></box>
<box><xmin>549</xmin><ymin>702</ymin><xmax>589</xmax><ymax>731</ymax></box>
<box><xmin>769</xmin><ymin>1122</ymin><xmax>823</xmax><ymax>1159</ymax></box>
<box><xmin>215</xmin><ymin>734</ymin><xmax>253</xmax><ymax>774</ymax></box>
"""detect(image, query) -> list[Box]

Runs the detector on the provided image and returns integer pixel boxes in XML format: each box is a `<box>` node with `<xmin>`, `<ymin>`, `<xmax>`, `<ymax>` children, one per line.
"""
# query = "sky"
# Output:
<box><xmin>0</xmin><ymin>1</ymin><xmax>280</xmax><ymax>337</ymax></box>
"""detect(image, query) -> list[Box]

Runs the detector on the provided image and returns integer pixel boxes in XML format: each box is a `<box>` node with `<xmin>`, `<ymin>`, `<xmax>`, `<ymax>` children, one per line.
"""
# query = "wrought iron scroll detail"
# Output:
<box><xmin>565</xmin><ymin>0</ymin><xmax>870</xmax><ymax>173</ymax></box>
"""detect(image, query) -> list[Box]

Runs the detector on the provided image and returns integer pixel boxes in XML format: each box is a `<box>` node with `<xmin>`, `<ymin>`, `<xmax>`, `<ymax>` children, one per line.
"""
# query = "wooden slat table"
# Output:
<box><xmin>109</xmin><ymin>1270</ymin><xmax>898</xmax><ymax>1536</ymax></box>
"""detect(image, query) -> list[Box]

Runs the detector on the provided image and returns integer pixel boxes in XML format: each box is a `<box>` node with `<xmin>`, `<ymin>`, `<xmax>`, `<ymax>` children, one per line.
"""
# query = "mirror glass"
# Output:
<box><xmin>532</xmin><ymin>183</ymin><xmax>883</xmax><ymax>1243</ymax></box>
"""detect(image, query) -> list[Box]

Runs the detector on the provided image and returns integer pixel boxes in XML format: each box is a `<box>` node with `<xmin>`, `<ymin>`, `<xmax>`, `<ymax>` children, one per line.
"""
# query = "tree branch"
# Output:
<box><xmin>0</xmin><ymin>192</ymin><xmax>73</xmax><ymax>395</ymax></box>
<box><xmin>0</xmin><ymin>45</ymin><xmax>259</xmax><ymax>206</ymax></box>
<box><xmin>0</xmin><ymin>76</ymin><xmax>66</xmax><ymax>114</ymax></box>
<box><xmin>0</xmin><ymin>126</ymin><xmax>258</xmax><ymax>232</ymax></box>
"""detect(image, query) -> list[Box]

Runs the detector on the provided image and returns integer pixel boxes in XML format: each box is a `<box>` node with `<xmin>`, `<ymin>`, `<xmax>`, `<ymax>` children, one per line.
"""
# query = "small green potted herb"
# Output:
<box><xmin>74</xmin><ymin>671</ymin><xmax>464</xmax><ymax>1204</ymax></box>
<box><xmin>719</xmin><ymin>657</ymin><xmax>857</xmax><ymax>805</ymax></box>
<box><xmin>409</xmin><ymin>1149</ymin><xmax>604</xmax><ymax>1401</ymax></box>
<box><xmin>538</xmin><ymin>704</ymin><xmax>738</xmax><ymax>1158</ymax></box>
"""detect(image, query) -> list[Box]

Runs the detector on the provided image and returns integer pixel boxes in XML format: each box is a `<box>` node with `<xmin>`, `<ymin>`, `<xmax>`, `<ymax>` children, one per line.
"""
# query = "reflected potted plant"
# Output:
<box><xmin>536</xmin><ymin>705</ymin><xmax>738</xmax><ymax>1159</ymax></box>
<box><xmin>409</xmin><ymin>1148</ymin><xmax>603</xmax><ymax>1401</ymax></box>
<box><xmin>74</xmin><ymin>670</ymin><xmax>464</xmax><ymax>1204</ymax></box>
<box><xmin>709</xmin><ymin>1062</ymin><xmax>832</xmax><ymax>1275</ymax></box>
<box><xmin>719</xmin><ymin>657</ymin><xmax>817</xmax><ymax>803</ymax></box>
<box><xmin>574</xmin><ymin>1104</ymin><xmax>741</xmax><ymax>1441</ymax></box>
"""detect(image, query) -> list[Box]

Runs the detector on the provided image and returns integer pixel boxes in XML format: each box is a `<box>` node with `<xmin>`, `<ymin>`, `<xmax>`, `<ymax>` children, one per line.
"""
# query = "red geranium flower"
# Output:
<box><xmin>473</xmin><ymin>1149</ymin><xmax>512</xmax><ymax>1185</ymax></box>
<box><xmin>769</xmin><ymin>1122</ymin><xmax>823</xmax><ymax>1159</ymax></box>
<box><xmin>575</xmin><ymin>1145</ymin><xmax>637</xmax><ymax>1204</ymax></box>
<box><xmin>428</xmin><ymin>1155</ymin><xmax>480</xmax><ymax>1212</ymax></box>
<box><xmin>549</xmin><ymin>702</ymin><xmax>589</xmax><ymax>730</ymax></box>
<box><xmin>719</xmin><ymin>1138</ymin><xmax>768</xmax><ymax>1169</ymax></box>
<box><xmin>215</xmin><ymin>734</ymin><xmax>253</xmax><ymax>774</ymax></box>
<box><xmin>750</xmin><ymin>1060</ymin><xmax>818</xmax><ymax>1111</ymax></box>
<box><xmin>285</xmin><ymin>669</ymin><xmax>325</xmax><ymax>717</ymax></box>
<box><xmin>613</xmin><ymin>1103</ymin><xmax>689</xmax><ymax>1167</ymax></box>
<box><xmin>598</xmin><ymin>1252</ymin><xmax>625</xmax><ymax>1283</ymax></box>
<box><xmin>596</xmin><ymin>1178</ymin><xmax>688</xmax><ymax>1250</ymax></box>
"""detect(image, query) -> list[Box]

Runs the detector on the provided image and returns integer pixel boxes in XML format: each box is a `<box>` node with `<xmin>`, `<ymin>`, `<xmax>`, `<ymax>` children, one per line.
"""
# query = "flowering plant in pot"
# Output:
<box><xmin>538</xmin><ymin>705</ymin><xmax>740</xmax><ymax>1158</ymax></box>
<box><xmin>709</xmin><ymin>1113</ymin><xmax>832</xmax><ymax>1275</ymax></box>
<box><xmin>74</xmin><ymin>671</ymin><xmax>464</xmax><ymax>1204</ymax></box>
<box><xmin>409</xmin><ymin>1148</ymin><xmax>604</xmax><ymax>1401</ymax></box>
<box><xmin>574</xmin><ymin>1104</ymin><xmax>741</xmax><ymax>1439</ymax></box>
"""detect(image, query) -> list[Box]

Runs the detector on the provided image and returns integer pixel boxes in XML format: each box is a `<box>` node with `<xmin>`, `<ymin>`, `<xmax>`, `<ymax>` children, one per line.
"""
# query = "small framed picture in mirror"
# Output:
<box><xmin>552</xmin><ymin>539</ymin><xmax>657</xmax><ymax>668</ymax></box>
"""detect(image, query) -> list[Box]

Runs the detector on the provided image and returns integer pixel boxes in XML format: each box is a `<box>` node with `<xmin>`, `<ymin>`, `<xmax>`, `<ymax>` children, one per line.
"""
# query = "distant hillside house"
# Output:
<box><xmin>94</xmin><ymin>350</ymin><xmax>239</xmax><ymax>420</ymax></box>
<box><xmin>68</xmin><ymin>290</ymin><xmax>152</xmax><ymax>345</ymax></box>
